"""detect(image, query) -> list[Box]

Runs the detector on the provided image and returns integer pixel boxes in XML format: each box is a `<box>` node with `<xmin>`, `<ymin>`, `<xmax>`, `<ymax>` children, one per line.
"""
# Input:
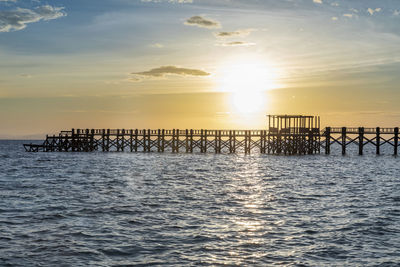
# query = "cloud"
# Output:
<box><xmin>214</xmin><ymin>28</ymin><xmax>255</xmax><ymax>38</ymax></box>
<box><xmin>217</xmin><ymin>41</ymin><xmax>256</xmax><ymax>47</ymax></box>
<box><xmin>184</xmin><ymin>16</ymin><xmax>221</xmax><ymax>29</ymax></box>
<box><xmin>313</xmin><ymin>0</ymin><xmax>322</xmax><ymax>4</ymax></box>
<box><xmin>394</xmin><ymin>10</ymin><xmax>400</xmax><ymax>16</ymax></box>
<box><xmin>131</xmin><ymin>66</ymin><xmax>210</xmax><ymax>80</ymax></box>
<box><xmin>331</xmin><ymin>17</ymin><xmax>338</xmax><ymax>21</ymax></box>
<box><xmin>141</xmin><ymin>0</ymin><xmax>193</xmax><ymax>2</ymax></box>
<box><xmin>367</xmin><ymin>8</ymin><xmax>381</xmax><ymax>15</ymax></box>
<box><xmin>150</xmin><ymin>43</ymin><xmax>164</xmax><ymax>48</ymax></box>
<box><xmin>127</xmin><ymin>77</ymin><xmax>142</xmax><ymax>82</ymax></box>
<box><xmin>0</xmin><ymin>5</ymin><xmax>66</xmax><ymax>32</ymax></box>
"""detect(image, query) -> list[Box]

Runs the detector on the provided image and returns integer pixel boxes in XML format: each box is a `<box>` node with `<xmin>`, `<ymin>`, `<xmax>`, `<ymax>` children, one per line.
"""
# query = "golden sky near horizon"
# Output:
<box><xmin>1</xmin><ymin>0</ymin><xmax>400</xmax><ymax>138</ymax></box>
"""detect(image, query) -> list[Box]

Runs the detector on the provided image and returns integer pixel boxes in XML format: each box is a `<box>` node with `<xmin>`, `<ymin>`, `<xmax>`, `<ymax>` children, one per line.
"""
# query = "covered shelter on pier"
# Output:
<box><xmin>267</xmin><ymin>115</ymin><xmax>320</xmax><ymax>134</ymax></box>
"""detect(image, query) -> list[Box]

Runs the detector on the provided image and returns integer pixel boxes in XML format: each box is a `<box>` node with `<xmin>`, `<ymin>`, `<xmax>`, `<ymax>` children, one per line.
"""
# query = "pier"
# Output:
<box><xmin>23</xmin><ymin>115</ymin><xmax>399</xmax><ymax>155</ymax></box>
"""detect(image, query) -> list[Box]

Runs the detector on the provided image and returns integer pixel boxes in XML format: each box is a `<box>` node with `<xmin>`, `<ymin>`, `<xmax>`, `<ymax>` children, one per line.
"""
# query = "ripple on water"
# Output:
<box><xmin>0</xmin><ymin>141</ymin><xmax>399</xmax><ymax>266</ymax></box>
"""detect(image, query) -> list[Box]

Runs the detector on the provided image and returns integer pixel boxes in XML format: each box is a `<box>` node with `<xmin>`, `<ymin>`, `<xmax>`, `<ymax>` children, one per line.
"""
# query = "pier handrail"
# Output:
<box><xmin>328</xmin><ymin>127</ymin><xmax>396</xmax><ymax>134</ymax></box>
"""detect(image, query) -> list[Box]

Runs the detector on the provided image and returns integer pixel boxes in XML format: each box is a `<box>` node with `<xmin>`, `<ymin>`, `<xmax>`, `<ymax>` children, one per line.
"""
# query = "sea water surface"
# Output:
<box><xmin>0</xmin><ymin>140</ymin><xmax>399</xmax><ymax>266</ymax></box>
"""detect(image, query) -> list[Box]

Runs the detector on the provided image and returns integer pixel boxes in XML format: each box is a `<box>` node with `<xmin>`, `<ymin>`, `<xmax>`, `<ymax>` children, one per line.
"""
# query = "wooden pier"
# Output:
<box><xmin>23</xmin><ymin>115</ymin><xmax>399</xmax><ymax>155</ymax></box>
<box><xmin>323</xmin><ymin>127</ymin><xmax>399</xmax><ymax>156</ymax></box>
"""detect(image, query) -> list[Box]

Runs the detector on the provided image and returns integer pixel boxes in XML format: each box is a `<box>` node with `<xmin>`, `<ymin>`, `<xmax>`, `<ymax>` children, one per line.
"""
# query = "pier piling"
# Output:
<box><xmin>342</xmin><ymin>127</ymin><xmax>347</xmax><ymax>155</ymax></box>
<box><xmin>376</xmin><ymin>127</ymin><xmax>381</xmax><ymax>155</ymax></box>
<box><xmin>359</xmin><ymin>127</ymin><xmax>364</xmax><ymax>156</ymax></box>
<box><xmin>394</xmin><ymin>127</ymin><xmax>399</xmax><ymax>156</ymax></box>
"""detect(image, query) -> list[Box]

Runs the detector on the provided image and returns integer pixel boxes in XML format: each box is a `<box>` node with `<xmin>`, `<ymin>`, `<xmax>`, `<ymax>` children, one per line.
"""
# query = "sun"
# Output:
<box><xmin>230</xmin><ymin>91</ymin><xmax>265</xmax><ymax>114</ymax></box>
<box><xmin>216</xmin><ymin>57</ymin><xmax>279</xmax><ymax>114</ymax></box>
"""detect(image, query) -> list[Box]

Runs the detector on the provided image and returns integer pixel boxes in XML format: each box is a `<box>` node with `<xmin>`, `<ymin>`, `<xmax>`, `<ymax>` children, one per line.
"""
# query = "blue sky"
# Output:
<box><xmin>1</xmin><ymin>0</ymin><xmax>400</xmax><ymax>137</ymax></box>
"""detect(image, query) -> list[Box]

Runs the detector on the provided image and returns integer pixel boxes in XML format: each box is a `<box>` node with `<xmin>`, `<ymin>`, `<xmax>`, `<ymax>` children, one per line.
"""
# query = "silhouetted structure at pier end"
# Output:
<box><xmin>24</xmin><ymin>115</ymin><xmax>399</xmax><ymax>155</ymax></box>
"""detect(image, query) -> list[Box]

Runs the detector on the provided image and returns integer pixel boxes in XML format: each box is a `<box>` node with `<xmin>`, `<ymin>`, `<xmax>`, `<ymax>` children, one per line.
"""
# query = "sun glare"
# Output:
<box><xmin>216</xmin><ymin>58</ymin><xmax>279</xmax><ymax>114</ymax></box>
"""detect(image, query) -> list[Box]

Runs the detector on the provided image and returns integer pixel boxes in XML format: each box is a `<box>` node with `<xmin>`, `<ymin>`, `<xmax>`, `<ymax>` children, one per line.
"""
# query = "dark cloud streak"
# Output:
<box><xmin>184</xmin><ymin>15</ymin><xmax>221</xmax><ymax>29</ymax></box>
<box><xmin>131</xmin><ymin>66</ymin><xmax>210</xmax><ymax>81</ymax></box>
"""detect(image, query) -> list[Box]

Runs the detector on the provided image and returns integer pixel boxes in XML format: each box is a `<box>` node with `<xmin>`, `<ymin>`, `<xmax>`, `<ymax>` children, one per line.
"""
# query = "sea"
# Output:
<box><xmin>1</xmin><ymin>140</ymin><xmax>399</xmax><ymax>266</ymax></box>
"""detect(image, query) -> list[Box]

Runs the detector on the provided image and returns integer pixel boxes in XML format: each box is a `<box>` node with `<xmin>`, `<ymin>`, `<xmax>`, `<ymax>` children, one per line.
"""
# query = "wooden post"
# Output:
<box><xmin>190</xmin><ymin>129</ymin><xmax>193</xmax><ymax>153</ymax></box>
<box><xmin>325</xmin><ymin>127</ymin><xmax>330</xmax><ymax>155</ymax></box>
<box><xmin>218</xmin><ymin>130</ymin><xmax>222</xmax><ymax>153</ymax></box>
<box><xmin>214</xmin><ymin>130</ymin><xmax>218</xmax><ymax>153</ymax></box>
<box><xmin>376</xmin><ymin>127</ymin><xmax>380</xmax><ymax>155</ymax></box>
<box><xmin>264</xmin><ymin>130</ymin><xmax>267</xmax><ymax>154</ymax></box>
<box><xmin>308</xmin><ymin>129</ymin><xmax>313</xmax><ymax>155</ymax></box>
<box><xmin>185</xmin><ymin>129</ymin><xmax>189</xmax><ymax>153</ymax></box>
<box><xmin>71</xmin><ymin>128</ymin><xmax>75</xmax><ymax>152</ymax></box>
<box><xmin>277</xmin><ymin>130</ymin><xmax>282</xmax><ymax>154</ymax></box>
<box><xmin>200</xmin><ymin>129</ymin><xmax>204</xmax><ymax>153</ymax></box>
<box><xmin>204</xmin><ymin>130</ymin><xmax>208</xmax><ymax>153</ymax></box>
<box><xmin>130</xmin><ymin>129</ymin><xmax>134</xmax><ymax>152</ymax></box>
<box><xmin>121</xmin><ymin>129</ymin><xmax>125</xmax><ymax>152</ymax></box>
<box><xmin>134</xmin><ymin>129</ymin><xmax>138</xmax><ymax>152</ymax></box>
<box><xmin>143</xmin><ymin>129</ymin><xmax>146</xmax><ymax>152</ymax></box>
<box><xmin>172</xmin><ymin>129</ymin><xmax>176</xmax><ymax>153</ymax></box>
<box><xmin>85</xmin><ymin>129</ymin><xmax>89</xmax><ymax>152</ymax></box>
<box><xmin>260</xmin><ymin>130</ymin><xmax>264</xmax><ymax>154</ymax></box>
<box><xmin>318</xmin><ymin>120</ymin><xmax>321</xmax><ymax>154</ymax></box>
<box><xmin>90</xmin><ymin>129</ymin><xmax>95</xmax><ymax>152</ymax></box>
<box><xmin>106</xmin><ymin>129</ymin><xmax>110</xmax><ymax>152</ymax></box>
<box><xmin>341</xmin><ymin>127</ymin><xmax>346</xmax><ymax>155</ymax></box>
<box><xmin>244</xmin><ymin>131</ymin><xmax>248</xmax><ymax>154</ymax></box>
<box><xmin>176</xmin><ymin>129</ymin><xmax>180</xmax><ymax>153</ymax></box>
<box><xmin>161</xmin><ymin>129</ymin><xmax>165</xmax><ymax>152</ymax></box>
<box><xmin>358</xmin><ymin>127</ymin><xmax>364</xmax><ymax>156</ymax></box>
<box><xmin>233</xmin><ymin>131</ymin><xmax>236</xmax><ymax>153</ymax></box>
<box><xmin>116</xmin><ymin>129</ymin><xmax>120</xmax><ymax>152</ymax></box>
<box><xmin>73</xmin><ymin>130</ymin><xmax>76</xmax><ymax>152</ymax></box>
<box><xmin>102</xmin><ymin>129</ymin><xmax>106</xmax><ymax>152</ymax></box>
<box><xmin>248</xmin><ymin>130</ymin><xmax>252</xmax><ymax>154</ymax></box>
<box><xmin>157</xmin><ymin>129</ymin><xmax>161</xmax><ymax>152</ymax></box>
<box><xmin>394</xmin><ymin>127</ymin><xmax>398</xmax><ymax>156</ymax></box>
<box><xmin>229</xmin><ymin>130</ymin><xmax>232</xmax><ymax>153</ymax></box>
<box><xmin>147</xmin><ymin>129</ymin><xmax>151</xmax><ymax>152</ymax></box>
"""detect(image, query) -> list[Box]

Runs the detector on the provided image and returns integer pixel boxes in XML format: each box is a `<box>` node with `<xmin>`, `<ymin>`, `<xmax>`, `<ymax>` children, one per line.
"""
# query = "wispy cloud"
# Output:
<box><xmin>150</xmin><ymin>43</ymin><xmax>164</xmax><ymax>48</ymax></box>
<box><xmin>214</xmin><ymin>28</ymin><xmax>255</xmax><ymax>38</ymax></box>
<box><xmin>0</xmin><ymin>5</ymin><xmax>66</xmax><ymax>32</ymax></box>
<box><xmin>217</xmin><ymin>41</ymin><xmax>256</xmax><ymax>47</ymax></box>
<box><xmin>367</xmin><ymin>8</ymin><xmax>381</xmax><ymax>15</ymax></box>
<box><xmin>131</xmin><ymin>66</ymin><xmax>210</xmax><ymax>81</ymax></box>
<box><xmin>184</xmin><ymin>16</ymin><xmax>221</xmax><ymax>29</ymax></box>
<box><xmin>394</xmin><ymin>10</ymin><xmax>400</xmax><ymax>16</ymax></box>
<box><xmin>313</xmin><ymin>0</ymin><xmax>322</xmax><ymax>4</ymax></box>
<box><xmin>331</xmin><ymin>17</ymin><xmax>338</xmax><ymax>21</ymax></box>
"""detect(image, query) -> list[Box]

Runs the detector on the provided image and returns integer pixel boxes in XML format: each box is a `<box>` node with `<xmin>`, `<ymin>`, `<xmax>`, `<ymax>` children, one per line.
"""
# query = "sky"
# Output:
<box><xmin>0</xmin><ymin>0</ymin><xmax>400</xmax><ymax>138</ymax></box>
